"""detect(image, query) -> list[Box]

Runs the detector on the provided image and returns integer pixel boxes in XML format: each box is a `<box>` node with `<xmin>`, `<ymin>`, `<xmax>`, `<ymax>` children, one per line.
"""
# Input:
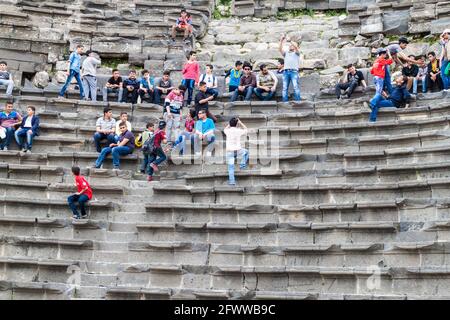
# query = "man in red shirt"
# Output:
<box><xmin>68</xmin><ymin>166</ymin><xmax>93</xmax><ymax>219</ymax></box>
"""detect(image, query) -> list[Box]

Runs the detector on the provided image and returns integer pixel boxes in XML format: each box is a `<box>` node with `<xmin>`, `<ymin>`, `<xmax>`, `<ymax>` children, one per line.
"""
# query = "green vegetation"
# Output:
<box><xmin>102</xmin><ymin>58</ymin><xmax>128</xmax><ymax>69</ymax></box>
<box><xmin>213</xmin><ymin>0</ymin><xmax>232</xmax><ymax>19</ymax></box>
<box><xmin>324</xmin><ymin>9</ymin><xmax>347</xmax><ymax>17</ymax></box>
<box><xmin>277</xmin><ymin>8</ymin><xmax>315</xmax><ymax>19</ymax></box>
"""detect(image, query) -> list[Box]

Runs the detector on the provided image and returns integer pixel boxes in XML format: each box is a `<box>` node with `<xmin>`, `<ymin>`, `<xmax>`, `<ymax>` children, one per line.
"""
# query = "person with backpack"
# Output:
<box><xmin>145</xmin><ymin>120</ymin><xmax>168</xmax><ymax>182</ymax></box>
<box><xmin>67</xmin><ymin>166</ymin><xmax>92</xmax><ymax>219</ymax></box>
<box><xmin>199</xmin><ymin>64</ymin><xmax>219</xmax><ymax>99</ymax></box>
<box><xmin>138</xmin><ymin>122</ymin><xmax>155</xmax><ymax>174</ymax></box>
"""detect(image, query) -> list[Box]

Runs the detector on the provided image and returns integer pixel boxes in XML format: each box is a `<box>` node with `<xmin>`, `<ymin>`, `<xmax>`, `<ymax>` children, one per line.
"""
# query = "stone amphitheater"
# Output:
<box><xmin>1</xmin><ymin>0</ymin><xmax>450</xmax><ymax>300</ymax></box>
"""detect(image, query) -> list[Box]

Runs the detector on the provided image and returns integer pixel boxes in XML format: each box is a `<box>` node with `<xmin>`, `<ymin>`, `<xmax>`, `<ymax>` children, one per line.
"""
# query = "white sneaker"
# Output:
<box><xmin>194</xmin><ymin>152</ymin><xmax>201</xmax><ymax>157</ymax></box>
<box><xmin>205</xmin><ymin>151</ymin><xmax>212</xmax><ymax>157</ymax></box>
<box><xmin>3</xmin><ymin>147</ymin><xmax>8</xmax><ymax>151</ymax></box>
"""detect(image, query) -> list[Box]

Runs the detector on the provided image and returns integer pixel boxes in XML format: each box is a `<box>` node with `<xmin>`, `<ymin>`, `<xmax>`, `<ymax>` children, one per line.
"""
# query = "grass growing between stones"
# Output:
<box><xmin>102</xmin><ymin>58</ymin><xmax>129</xmax><ymax>69</ymax></box>
<box><xmin>276</xmin><ymin>8</ymin><xmax>347</xmax><ymax>19</ymax></box>
<box><xmin>213</xmin><ymin>0</ymin><xmax>232</xmax><ymax>19</ymax></box>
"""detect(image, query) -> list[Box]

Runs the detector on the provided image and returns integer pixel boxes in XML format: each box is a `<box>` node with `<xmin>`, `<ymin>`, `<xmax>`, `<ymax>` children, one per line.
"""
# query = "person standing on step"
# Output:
<box><xmin>192</xmin><ymin>109</ymin><xmax>215</xmax><ymax>157</ymax></box>
<box><xmin>94</xmin><ymin>107</ymin><xmax>116</xmax><ymax>153</ymax></box>
<box><xmin>426</xmin><ymin>51</ymin><xmax>444</xmax><ymax>92</ymax></box>
<box><xmin>254</xmin><ymin>64</ymin><xmax>278</xmax><ymax>101</ymax></box>
<box><xmin>336</xmin><ymin>64</ymin><xmax>367</xmax><ymax>100</ymax></box>
<box><xmin>146</xmin><ymin>120</ymin><xmax>168</xmax><ymax>182</ymax></box>
<box><xmin>402</xmin><ymin>55</ymin><xmax>419</xmax><ymax>93</ymax></box>
<box><xmin>230</xmin><ymin>63</ymin><xmax>256</xmax><ymax>102</ymax></box>
<box><xmin>194</xmin><ymin>81</ymin><xmax>217</xmax><ymax>122</ymax></box>
<box><xmin>199</xmin><ymin>64</ymin><xmax>219</xmax><ymax>99</ymax></box>
<box><xmin>164</xmin><ymin>84</ymin><xmax>186</xmax><ymax>143</ymax></box>
<box><xmin>138</xmin><ymin>69</ymin><xmax>155</xmax><ymax>103</ymax></box>
<box><xmin>0</xmin><ymin>100</ymin><xmax>22</xmax><ymax>151</ymax></box>
<box><xmin>81</xmin><ymin>50</ymin><xmax>101</xmax><ymax>102</ymax></box>
<box><xmin>181</xmin><ymin>51</ymin><xmax>200</xmax><ymax>106</ymax></box>
<box><xmin>224</xmin><ymin>117</ymin><xmax>248</xmax><ymax>186</ymax></box>
<box><xmin>114</xmin><ymin>112</ymin><xmax>132</xmax><ymax>142</ymax></box>
<box><xmin>366</xmin><ymin>75</ymin><xmax>411</xmax><ymax>123</ymax></box>
<box><xmin>94</xmin><ymin>121</ymin><xmax>135</xmax><ymax>169</ymax></box>
<box><xmin>224</xmin><ymin>61</ymin><xmax>243</xmax><ymax>93</ymax></box>
<box><xmin>279</xmin><ymin>34</ymin><xmax>301</xmax><ymax>102</ymax></box>
<box><xmin>103</xmin><ymin>69</ymin><xmax>123</xmax><ymax>102</ymax></box>
<box><xmin>68</xmin><ymin>166</ymin><xmax>93</xmax><ymax>219</ymax></box>
<box><xmin>370</xmin><ymin>48</ymin><xmax>393</xmax><ymax>97</ymax></box>
<box><xmin>170</xmin><ymin>9</ymin><xmax>193</xmax><ymax>44</ymax></box>
<box><xmin>139</xmin><ymin>122</ymin><xmax>155</xmax><ymax>174</ymax></box>
<box><xmin>154</xmin><ymin>71</ymin><xmax>175</xmax><ymax>105</ymax></box>
<box><xmin>121</xmin><ymin>70</ymin><xmax>140</xmax><ymax>104</ymax></box>
<box><xmin>59</xmin><ymin>44</ymin><xmax>85</xmax><ymax>100</ymax></box>
<box><xmin>14</xmin><ymin>105</ymin><xmax>39</xmax><ymax>153</ymax></box>
<box><xmin>439</xmin><ymin>29</ymin><xmax>450</xmax><ymax>90</ymax></box>
<box><xmin>0</xmin><ymin>61</ymin><xmax>14</xmax><ymax>96</ymax></box>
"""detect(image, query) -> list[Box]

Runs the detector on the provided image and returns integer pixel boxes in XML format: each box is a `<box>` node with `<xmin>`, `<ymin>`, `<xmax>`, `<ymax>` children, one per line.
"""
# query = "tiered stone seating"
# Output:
<box><xmin>1</xmin><ymin>90</ymin><xmax>450</xmax><ymax>299</ymax></box>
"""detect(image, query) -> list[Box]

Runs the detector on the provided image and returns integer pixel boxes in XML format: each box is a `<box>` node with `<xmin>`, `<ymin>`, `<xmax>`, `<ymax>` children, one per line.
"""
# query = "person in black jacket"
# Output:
<box><xmin>121</xmin><ymin>70</ymin><xmax>140</xmax><ymax>104</ymax></box>
<box><xmin>14</xmin><ymin>105</ymin><xmax>40</xmax><ymax>152</ymax></box>
<box><xmin>426</xmin><ymin>52</ymin><xmax>444</xmax><ymax>92</ymax></box>
<box><xmin>402</xmin><ymin>55</ymin><xmax>419</xmax><ymax>92</ymax></box>
<box><xmin>367</xmin><ymin>75</ymin><xmax>411</xmax><ymax>122</ymax></box>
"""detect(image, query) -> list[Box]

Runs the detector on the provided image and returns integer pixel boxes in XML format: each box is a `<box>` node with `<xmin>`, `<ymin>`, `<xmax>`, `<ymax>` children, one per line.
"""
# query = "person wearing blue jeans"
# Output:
<box><xmin>440</xmin><ymin>30</ymin><xmax>450</xmax><ymax>90</ymax></box>
<box><xmin>230</xmin><ymin>63</ymin><xmax>256</xmax><ymax>102</ymax></box>
<box><xmin>146</xmin><ymin>121</ymin><xmax>168</xmax><ymax>182</ymax></box>
<box><xmin>367</xmin><ymin>75</ymin><xmax>411</xmax><ymax>122</ymax></box>
<box><xmin>94</xmin><ymin>107</ymin><xmax>116</xmax><ymax>153</ymax></box>
<box><xmin>181</xmin><ymin>51</ymin><xmax>200</xmax><ymax>106</ymax></box>
<box><xmin>0</xmin><ymin>61</ymin><xmax>15</xmax><ymax>96</ymax></box>
<box><xmin>254</xmin><ymin>64</ymin><xmax>278</xmax><ymax>101</ymax></box>
<box><xmin>0</xmin><ymin>101</ymin><xmax>22</xmax><ymax>151</ymax></box>
<box><xmin>59</xmin><ymin>45</ymin><xmax>85</xmax><ymax>99</ymax></box>
<box><xmin>193</xmin><ymin>109</ymin><xmax>215</xmax><ymax>156</ymax></box>
<box><xmin>94</xmin><ymin>122</ymin><xmax>134</xmax><ymax>169</ymax></box>
<box><xmin>68</xmin><ymin>166</ymin><xmax>93</xmax><ymax>219</ymax></box>
<box><xmin>224</xmin><ymin>117</ymin><xmax>248</xmax><ymax>185</ymax></box>
<box><xmin>279</xmin><ymin>35</ymin><xmax>301</xmax><ymax>102</ymax></box>
<box><xmin>15</xmin><ymin>106</ymin><xmax>39</xmax><ymax>152</ymax></box>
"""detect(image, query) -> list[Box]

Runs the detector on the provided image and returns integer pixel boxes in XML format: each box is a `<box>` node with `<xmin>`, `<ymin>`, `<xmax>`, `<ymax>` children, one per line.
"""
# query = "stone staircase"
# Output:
<box><xmin>1</xmin><ymin>89</ymin><xmax>450</xmax><ymax>299</ymax></box>
<box><xmin>0</xmin><ymin>0</ymin><xmax>214</xmax><ymax>87</ymax></box>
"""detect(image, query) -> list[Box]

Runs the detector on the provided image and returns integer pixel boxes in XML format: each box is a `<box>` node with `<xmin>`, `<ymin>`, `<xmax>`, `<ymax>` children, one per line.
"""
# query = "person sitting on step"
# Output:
<box><xmin>94</xmin><ymin>121</ymin><xmax>135</xmax><ymax>170</ymax></box>
<box><xmin>194</xmin><ymin>81</ymin><xmax>217</xmax><ymax>122</ymax></box>
<box><xmin>230</xmin><ymin>62</ymin><xmax>256</xmax><ymax>102</ymax></box>
<box><xmin>426</xmin><ymin>51</ymin><xmax>444</xmax><ymax>92</ymax></box>
<box><xmin>366</xmin><ymin>75</ymin><xmax>411</xmax><ymax>123</ymax></box>
<box><xmin>68</xmin><ymin>166</ymin><xmax>93</xmax><ymax>220</ymax></box>
<box><xmin>138</xmin><ymin>69</ymin><xmax>155</xmax><ymax>103</ymax></box>
<box><xmin>0</xmin><ymin>61</ymin><xmax>15</xmax><ymax>96</ymax></box>
<box><xmin>121</xmin><ymin>70</ymin><xmax>140</xmax><ymax>104</ymax></box>
<box><xmin>114</xmin><ymin>112</ymin><xmax>132</xmax><ymax>143</ymax></box>
<box><xmin>170</xmin><ymin>9</ymin><xmax>193</xmax><ymax>43</ymax></box>
<box><xmin>336</xmin><ymin>64</ymin><xmax>367</xmax><ymax>100</ymax></box>
<box><xmin>154</xmin><ymin>71</ymin><xmax>175</xmax><ymax>105</ymax></box>
<box><xmin>192</xmin><ymin>108</ymin><xmax>215</xmax><ymax>157</ymax></box>
<box><xmin>0</xmin><ymin>100</ymin><xmax>22</xmax><ymax>151</ymax></box>
<box><xmin>402</xmin><ymin>55</ymin><xmax>419</xmax><ymax>93</ymax></box>
<box><xmin>199</xmin><ymin>64</ymin><xmax>219</xmax><ymax>99</ymax></box>
<box><xmin>224</xmin><ymin>61</ymin><xmax>243</xmax><ymax>93</ymax></box>
<box><xmin>94</xmin><ymin>107</ymin><xmax>116</xmax><ymax>153</ymax></box>
<box><xmin>224</xmin><ymin>117</ymin><xmax>249</xmax><ymax>186</ymax></box>
<box><xmin>14</xmin><ymin>105</ymin><xmax>40</xmax><ymax>153</ymax></box>
<box><xmin>276</xmin><ymin>58</ymin><xmax>284</xmax><ymax>74</ymax></box>
<box><xmin>173</xmin><ymin>108</ymin><xmax>196</xmax><ymax>155</ymax></box>
<box><xmin>103</xmin><ymin>69</ymin><xmax>123</xmax><ymax>102</ymax></box>
<box><xmin>254</xmin><ymin>64</ymin><xmax>278</xmax><ymax>101</ymax></box>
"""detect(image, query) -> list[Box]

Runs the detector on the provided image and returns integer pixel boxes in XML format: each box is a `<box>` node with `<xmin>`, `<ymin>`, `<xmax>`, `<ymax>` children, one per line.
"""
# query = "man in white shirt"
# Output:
<box><xmin>115</xmin><ymin>112</ymin><xmax>132</xmax><ymax>142</ymax></box>
<box><xmin>81</xmin><ymin>51</ymin><xmax>101</xmax><ymax>102</ymax></box>
<box><xmin>224</xmin><ymin>117</ymin><xmax>248</xmax><ymax>185</ymax></box>
<box><xmin>199</xmin><ymin>64</ymin><xmax>219</xmax><ymax>99</ymax></box>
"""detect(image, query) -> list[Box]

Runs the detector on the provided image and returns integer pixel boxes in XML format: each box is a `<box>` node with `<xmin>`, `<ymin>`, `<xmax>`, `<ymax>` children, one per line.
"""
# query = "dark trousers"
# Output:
<box><xmin>335</xmin><ymin>81</ymin><xmax>358</xmax><ymax>98</ymax></box>
<box><xmin>139</xmin><ymin>89</ymin><xmax>154</xmax><ymax>103</ymax></box>
<box><xmin>122</xmin><ymin>89</ymin><xmax>139</xmax><ymax>104</ymax></box>
<box><xmin>426</xmin><ymin>74</ymin><xmax>444</xmax><ymax>92</ymax></box>
<box><xmin>182</xmin><ymin>79</ymin><xmax>195</xmax><ymax>105</ymax></box>
<box><xmin>147</xmin><ymin>147</ymin><xmax>167</xmax><ymax>176</ymax></box>
<box><xmin>68</xmin><ymin>194</ymin><xmax>89</xmax><ymax>218</ymax></box>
